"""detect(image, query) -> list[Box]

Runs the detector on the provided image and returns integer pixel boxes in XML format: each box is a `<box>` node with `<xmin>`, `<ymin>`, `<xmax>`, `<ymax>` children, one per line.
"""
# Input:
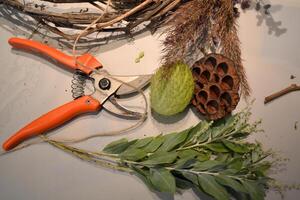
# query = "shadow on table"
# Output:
<box><xmin>150</xmin><ymin>186</ymin><xmax>214</xmax><ymax>200</ymax></box>
<box><xmin>245</xmin><ymin>1</ymin><xmax>287</xmax><ymax>37</ymax></box>
<box><xmin>151</xmin><ymin>104</ymin><xmax>207</xmax><ymax>125</ymax></box>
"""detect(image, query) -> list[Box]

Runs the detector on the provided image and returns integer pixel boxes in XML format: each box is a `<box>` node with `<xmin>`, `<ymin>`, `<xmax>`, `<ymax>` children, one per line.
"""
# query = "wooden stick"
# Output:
<box><xmin>264</xmin><ymin>84</ymin><xmax>300</xmax><ymax>104</ymax></box>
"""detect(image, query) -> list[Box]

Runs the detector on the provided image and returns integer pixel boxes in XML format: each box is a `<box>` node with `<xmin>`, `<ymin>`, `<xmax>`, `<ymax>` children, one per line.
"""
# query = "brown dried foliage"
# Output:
<box><xmin>162</xmin><ymin>0</ymin><xmax>215</xmax><ymax>66</ymax></box>
<box><xmin>162</xmin><ymin>0</ymin><xmax>250</xmax><ymax>97</ymax></box>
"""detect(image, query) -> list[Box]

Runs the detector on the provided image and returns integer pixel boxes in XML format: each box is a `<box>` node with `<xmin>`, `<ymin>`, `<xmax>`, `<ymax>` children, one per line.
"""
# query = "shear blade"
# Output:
<box><xmin>103</xmin><ymin>96</ymin><xmax>144</xmax><ymax>120</ymax></box>
<box><xmin>114</xmin><ymin>74</ymin><xmax>152</xmax><ymax>96</ymax></box>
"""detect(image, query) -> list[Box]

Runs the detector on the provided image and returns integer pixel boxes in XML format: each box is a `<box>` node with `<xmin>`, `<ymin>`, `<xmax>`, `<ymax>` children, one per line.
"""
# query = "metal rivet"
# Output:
<box><xmin>99</xmin><ymin>78</ymin><xmax>111</xmax><ymax>90</ymax></box>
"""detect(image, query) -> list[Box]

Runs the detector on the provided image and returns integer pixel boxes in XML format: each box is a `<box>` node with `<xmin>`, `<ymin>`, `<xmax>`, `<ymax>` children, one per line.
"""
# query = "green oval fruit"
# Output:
<box><xmin>150</xmin><ymin>62</ymin><xmax>194</xmax><ymax>116</ymax></box>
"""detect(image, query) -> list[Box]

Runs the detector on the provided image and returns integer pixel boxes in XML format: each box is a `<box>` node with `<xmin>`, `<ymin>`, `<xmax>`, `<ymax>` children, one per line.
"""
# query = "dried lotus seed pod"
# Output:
<box><xmin>191</xmin><ymin>54</ymin><xmax>240</xmax><ymax>120</ymax></box>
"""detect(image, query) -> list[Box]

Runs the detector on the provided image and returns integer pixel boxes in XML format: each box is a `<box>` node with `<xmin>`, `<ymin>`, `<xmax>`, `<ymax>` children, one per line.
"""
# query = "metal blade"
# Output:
<box><xmin>114</xmin><ymin>74</ymin><xmax>152</xmax><ymax>96</ymax></box>
<box><xmin>102</xmin><ymin>96</ymin><xmax>144</xmax><ymax>119</ymax></box>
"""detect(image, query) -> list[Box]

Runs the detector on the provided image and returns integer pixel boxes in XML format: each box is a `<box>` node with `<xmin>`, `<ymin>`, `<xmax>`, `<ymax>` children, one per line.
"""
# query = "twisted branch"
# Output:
<box><xmin>1</xmin><ymin>0</ymin><xmax>183</xmax><ymax>40</ymax></box>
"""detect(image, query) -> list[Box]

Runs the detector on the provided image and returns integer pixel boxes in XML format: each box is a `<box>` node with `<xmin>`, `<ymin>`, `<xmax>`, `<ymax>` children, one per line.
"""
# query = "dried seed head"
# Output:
<box><xmin>191</xmin><ymin>54</ymin><xmax>240</xmax><ymax>120</ymax></box>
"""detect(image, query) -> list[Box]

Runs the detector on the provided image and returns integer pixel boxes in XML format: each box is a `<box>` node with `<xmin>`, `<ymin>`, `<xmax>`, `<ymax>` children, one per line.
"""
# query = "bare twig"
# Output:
<box><xmin>264</xmin><ymin>84</ymin><xmax>300</xmax><ymax>104</ymax></box>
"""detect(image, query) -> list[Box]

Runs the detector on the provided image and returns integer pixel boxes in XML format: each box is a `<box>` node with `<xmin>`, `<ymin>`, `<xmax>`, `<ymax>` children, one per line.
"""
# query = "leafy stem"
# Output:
<box><xmin>44</xmin><ymin>108</ymin><xmax>278</xmax><ymax>200</ymax></box>
<box><xmin>177</xmin><ymin>122</ymin><xmax>249</xmax><ymax>151</ymax></box>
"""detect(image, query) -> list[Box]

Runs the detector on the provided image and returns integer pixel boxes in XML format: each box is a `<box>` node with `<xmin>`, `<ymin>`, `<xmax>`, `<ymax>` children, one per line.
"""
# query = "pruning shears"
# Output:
<box><xmin>2</xmin><ymin>38</ymin><xmax>151</xmax><ymax>151</ymax></box>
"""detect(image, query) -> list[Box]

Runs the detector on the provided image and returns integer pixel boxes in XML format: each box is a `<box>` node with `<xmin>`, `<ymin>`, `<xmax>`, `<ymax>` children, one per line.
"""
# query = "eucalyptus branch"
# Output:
<box><xmin>42</xmin><ymin>108</ymin><xmax>282</xmax><ymax>200</ymax></box>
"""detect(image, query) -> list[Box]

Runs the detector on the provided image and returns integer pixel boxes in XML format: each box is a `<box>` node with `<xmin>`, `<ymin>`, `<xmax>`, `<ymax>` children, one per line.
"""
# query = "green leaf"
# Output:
<box><xmin>223</xmin><ymin>140</ymin><xmax>250</xmax><ymax>153</ymax></box>
<box><xmin>131</xmin><ymin>166</ymin><xmax>155</xmax><ymax>191</ymax></box>
<box><xmin>175</xmin><ymin>150</ymin><xmax>198</xmax><ymax>169</ymax></box>
<box><xmin>205</xmin><ymin>142</ymin><xmax>230</xmax><ymax>153</ymax></box>
<box><xmin>158</xmin><ymin>129</ymin><xmax>189</xmax><ymax>152</ymax></box>
<box><xmin>223</xmin><ymin>113</ymin><xmax>240</xmax><ymax>130</ymax></box>
<box><xmin>178</xmin><ymin>149</ymin><xmax>198</xmax><ymax>159</ymax></box>
<box><xmin>185</xmin><ymin>121</ymin><xmax>212</xmax><ymax>143</ymax></box>
<box><xmin>226</xmin><ymin>113</ymin><xmax>239</xmax><ymax>125</ymax></box>
<box><xmin>103</xmin><ymin>138</ymin><xmax>136</xmax><ymax>154</ymax></box>
<box><xmin>197</xmin><ymin>131</ymin><xmax>210</xmax><ymax>144</ymax></box>
<box><xmin>232</xmin><ymin>131</ymin><xmax>251</xmax><ymax>140</ymax></box>
<box><xmin>243</xmin><ymin>156</ymin><xmax>252</xmax><ymax>167</ymax></box>
<box><xmin>149</xmin><ymin>168</ymin><xmax>176</xmax><ymax>193</ymax></box>
<box><xmin>211</xmin><ymin>114</ymin><xmax>238</xmax><ymax>138</ymax></box>
<box><xmin>210</xmin><ymin>123</ymin><xmax>226</xmax><ymax>139</ymax></box>
<box><xmin>120</xmin><ymin>148</ymin><xmax>147</xmax><ymax>161</ymax></box>
<box><xmin>181</xmin><ymin>172</ymin><xmax>199</xmax><ymax>186</ymax></box>
<box><xmin>215</xmin><ymin>175</ymin><xmax>246</xmax><ymax>193</ymax></box>
<box><xmin>242</xmin><ymin>180</ymin><xmax>265</xmax><ymax>200</ymax></box>
<box><xmin>227</xmin><ymin>157</ymin><xmax>243</xmax><ymax>171</ymax></box>
<box><xmin>197</xmin><ymin>152</ymin><xmax>211</xmax><ymax>162</ymax></box>
<box><xmin>215</xmin><ymin>153</ymin><xmax>231</xmax><ymax>162</ymax></box>
<box><xmin>254</xmin><ymin>162</ymin><xmax>272</xmax><ymax>177</ymax></box>
<box><xmin>131</xmin><ymin>137</ymin><xmax>153</xmax><ymax>149</ymax></box>
<box><xmin>174</xmin><ymin>157</ymin><xmax>196</xmax><ymax>169</ymax></box>
<box><xmin>175</xmin><ymin>177</ymin><xmax>192</xmax><ymax>189</ymax></box>
<box><xmin>143</xmin><ymin>135</ymin><xmax>165</xmax><ymax>153</ymax></box>
<box><xmin>251</xmin><ymin>150</ymin><xmax>260</xmax><ymax>163</ymax></box>
<box><xmin>193</xmin><ymin>160</ymin><xmax>225</xmax><ymax>171</ymax></box>
<box><xmin>142</xmin><ymin>151</ymin><xmax>178</xmax><ymax>165</ymax></box>
<box><xmin>197</xmin><ymin>174</ymin><xmax>230</xmax><ymax>200</ymax></box>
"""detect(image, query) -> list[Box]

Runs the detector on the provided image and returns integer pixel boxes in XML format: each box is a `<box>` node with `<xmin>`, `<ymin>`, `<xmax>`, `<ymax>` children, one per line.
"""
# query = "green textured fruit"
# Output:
<box><xmin>150</xmin><ymin>62</ymin><xmax>194</xmax><ymax>116</ymax></box>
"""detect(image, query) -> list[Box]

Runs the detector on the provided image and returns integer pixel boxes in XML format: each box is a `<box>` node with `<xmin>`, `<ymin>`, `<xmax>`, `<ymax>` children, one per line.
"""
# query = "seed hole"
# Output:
<box><xmin>217</xmin><ymin>62</ymin><xmax>228</xmax><ymax>76</ymax></box>
<box><xmin>198</xmin><ymin>91</ymin><xmax>208</xmax><ymax>104</ymax></box>
<box><xmin>200</xmin><ymin>70</ymin><xmax>211</xmax><ymax>83</ymax></box>
<box><xmin>192</xmin><ymin>67</ymin><xmax>201</xmax><ymax>76</ymax></box>
<box><xmin>213</xmin><ymin>73</ymin><xmax>220</xmax><ymax>83</ymax></box>
<box><xmin>206</xmin><ymin>100</ymin><xmax>219</xmax><ymax>115</ymax></box>
<box><xmin>205</xmin><ymin>56</ymin><xmax>217</xmax><ymax>67</ymax></box>
<box><xmin>196</xmin><ymin>82</ymin><xmax>204</xmax><ymax>89</ymax></box>
<box><xmin>220</xmin><ymin>92</ymin><xmax>232</xmax><ymax>107</ymax></box>
<box><xmin>221</xmin><ymin>75</ymin><xmax>234</xmax><ymax>90</ymax></box>
<box><xmin>209</xmin><ymin>85</ymin><xmax>221</xmax><ymax>99</ymax></box>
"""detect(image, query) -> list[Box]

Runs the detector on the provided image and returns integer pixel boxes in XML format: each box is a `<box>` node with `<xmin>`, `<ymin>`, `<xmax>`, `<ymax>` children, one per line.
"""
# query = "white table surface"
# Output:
<box><xmin>0</xmin><ymin>1</ymin><xmax>300</xmax><ymax>199</ymax></box>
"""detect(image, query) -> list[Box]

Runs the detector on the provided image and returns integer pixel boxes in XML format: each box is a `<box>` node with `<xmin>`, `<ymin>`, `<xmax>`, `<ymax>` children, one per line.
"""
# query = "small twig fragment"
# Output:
<box><xmin>264</xmin><ymin>84</ymin><xmax>300</xmax><ymax>104</ymax></box>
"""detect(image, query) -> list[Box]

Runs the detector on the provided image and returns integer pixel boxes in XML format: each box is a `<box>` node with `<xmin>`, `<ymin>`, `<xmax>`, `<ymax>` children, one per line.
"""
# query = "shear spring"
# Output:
<box><xmin>71</xmin><ymin>71</ymin><xmax>87</xmax><ymax>99</ymax></box>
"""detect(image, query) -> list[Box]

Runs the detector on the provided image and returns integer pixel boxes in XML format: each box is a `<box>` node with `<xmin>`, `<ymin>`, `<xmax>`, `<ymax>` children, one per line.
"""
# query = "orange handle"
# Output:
<box><xmin>3</xmin><ymin>96</ymin><xmax>101</xmax><ymax>151</ymax></box>
<box><xmin>8</xmin><ymin>38</ymin><xmax>102</xmax><ymax>74</ymax></box>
